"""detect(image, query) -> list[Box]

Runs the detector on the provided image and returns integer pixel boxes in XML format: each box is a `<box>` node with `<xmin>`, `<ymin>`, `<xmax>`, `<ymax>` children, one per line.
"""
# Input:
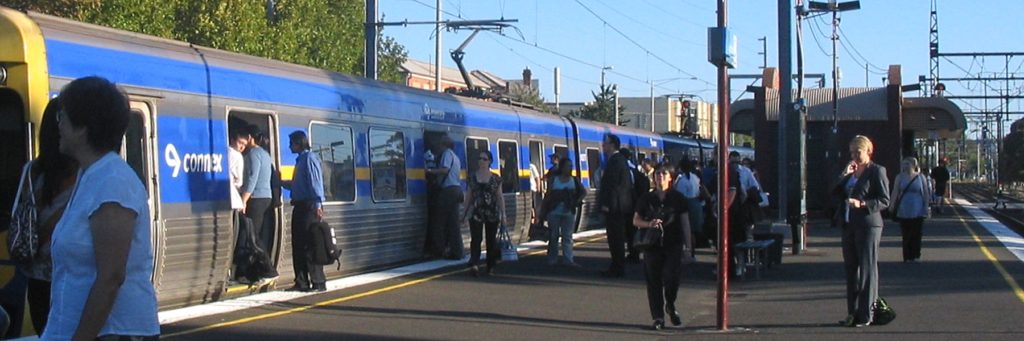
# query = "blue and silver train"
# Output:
<box><xmin>0</xmin><ymin>8</ymin><xmax>749</xmax><ymax>311</ymax></box>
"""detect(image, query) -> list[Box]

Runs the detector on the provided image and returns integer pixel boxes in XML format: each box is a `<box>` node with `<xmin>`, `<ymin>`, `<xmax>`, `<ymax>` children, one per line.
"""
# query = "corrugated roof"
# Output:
<box><xmin>765</xmin><ymin>87</ymin><xmax>889</xmax><ymax>121</ymax></box>
<box><xmin>401</xmin><ymin>59</ymin><xmax>491</xmax><ymax>88</ymax></box>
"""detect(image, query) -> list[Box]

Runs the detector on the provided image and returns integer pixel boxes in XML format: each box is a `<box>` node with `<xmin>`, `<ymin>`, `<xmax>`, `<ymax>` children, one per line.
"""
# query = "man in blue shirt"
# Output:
<box><xmin>285</xmin><ymin>130</ymin><xmax>327</xmax><ymax>292</ymax></box>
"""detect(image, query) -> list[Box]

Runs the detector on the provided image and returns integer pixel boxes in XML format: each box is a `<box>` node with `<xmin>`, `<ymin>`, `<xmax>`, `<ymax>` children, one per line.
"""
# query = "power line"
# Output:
<box><xmin>836</xmin><ymin>26</ymin><xmax>887</xmax><ymax>73</ymax></box>
<box><xmin>572</xmin><ymin>0</ymin><xmax>708</xmax><ymax>85</ymax></box>
<box><xmin>592</xmin><ymin>0</ymin><xmax>703</xmax><ymax>48</ymax></box>
<box><xmin>806</xmin><ymin>16</ymin><xmax>833</xmax><ymax>57</ymax></box>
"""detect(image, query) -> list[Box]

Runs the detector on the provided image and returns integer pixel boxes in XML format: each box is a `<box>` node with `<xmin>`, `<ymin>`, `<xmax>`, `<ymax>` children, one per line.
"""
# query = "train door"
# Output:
<box><xmin>497</xmin><ymin>139</ymin><xmax>524</xmax><ymax>233</ymax></box>
<box><xmin>227</xmin><ymin>110</ymin><xmax>282</xmax><ymax>268</ymax></box>
<box><xmin>125</xmin><ymin>101</ymin><xmax>160</xmax><ymax>275</ymax></box>
<box><xmin>0</xmin><ymin>90</ymin><xmax>27</xmax><ymax>233</ymax></box>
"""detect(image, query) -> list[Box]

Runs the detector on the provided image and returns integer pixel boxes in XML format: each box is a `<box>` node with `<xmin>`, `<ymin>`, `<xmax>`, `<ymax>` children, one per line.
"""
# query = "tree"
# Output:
<box><xmin>2</xmin><ymin>0</ymin><xmax>409</xmax><ymax>84</ymax></box>
<box><xmin>507</xmin><ymin>84</ymin><xmax>550</xmax><ymax>112</ymax></box>
<box><xmin>571</xmin><ymin>84</ymin><xmax>626</xmax><ymax>125</ymax></box>
<box><xmin>1000</xmin><ymin>118</ymin><xmax>1024</xmax><ymax>183</ymax></box>
<box><xmin>374</xmin><ymin>34</ymin><xmax>409</xmax><ymax>84</ymax></box>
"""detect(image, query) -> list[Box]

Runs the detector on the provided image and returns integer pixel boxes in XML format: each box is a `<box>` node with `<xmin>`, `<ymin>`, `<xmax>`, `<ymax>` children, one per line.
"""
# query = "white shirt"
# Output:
<box><xmin>439</xmin><ymin>148</ymin><xmax>461</xmax><ymax>188</ymax></box>
<box><xmin>229</xmin><ymin>147</ymin><xmax>244</xmax><ymax>209</ymax></box>
<box><xmin>674</xmin><ymin>172</ymin><xmax>701</xmax><ymax>199</ymax></box>
<box><xmin>45</xmin><ymin>152</ymin><xmax>159</xmax><ymax>340</ymax></box>
<box><xmin>529</xmin><ymin>164</ymin><xmax>541</xmax><ymax>192</ymax></box>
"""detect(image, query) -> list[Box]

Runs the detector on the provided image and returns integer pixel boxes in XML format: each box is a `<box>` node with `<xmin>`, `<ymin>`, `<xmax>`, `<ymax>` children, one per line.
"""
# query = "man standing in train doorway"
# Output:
<box><xmin>427</xmin><ymin>134</ymin><xmax>465</xmax><ymax>259</ymax></box>
<box><xmin>241</xmin><ymin>125</ymin><xmax>275</xmax><ymax>259</ymax></box>
<box><xmin>285</xmin><ymin>130</ymin><xmax>327</xmax><ymax>292</ymax></box>
<box><xmin>599</xmin><ymin>134</ymin><xmax>633</xmax><ymax>277</ymax></box>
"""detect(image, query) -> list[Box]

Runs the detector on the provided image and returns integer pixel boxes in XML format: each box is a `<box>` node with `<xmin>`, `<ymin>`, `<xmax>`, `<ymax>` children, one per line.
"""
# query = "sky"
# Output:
<box><xmin>379</xmin><ymin>0</ymin><xmax>1024</xmax><ymax>131</ymax></box>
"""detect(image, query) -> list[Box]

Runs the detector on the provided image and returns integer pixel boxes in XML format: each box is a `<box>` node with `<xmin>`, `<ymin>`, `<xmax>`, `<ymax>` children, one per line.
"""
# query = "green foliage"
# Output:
<box><xmin>571</xmin><ymin>84</ymin><xmax>627</xmax><ymax>125</ymax></box>
<box><xmin>1000</xmin><ymin>118</ymin><xmax>1024</xmax><ymax>183</ymax></box>
<box><xmin>1</xmin><ymin>0</ymin><xmax>408</xmax><ymax>84</ymax></box>
<box><xmin>507</xmin><ymin>84</ymin><xmax>550</xmax><ymax>112</ymax></box>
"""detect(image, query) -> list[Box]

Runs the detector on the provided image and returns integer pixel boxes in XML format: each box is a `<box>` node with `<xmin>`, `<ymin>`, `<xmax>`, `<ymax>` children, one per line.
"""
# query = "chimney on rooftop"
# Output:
<box><xmin>523</xmin><ymin>67</ymin><xmax>532</xmax><ymax>88</ymax></box>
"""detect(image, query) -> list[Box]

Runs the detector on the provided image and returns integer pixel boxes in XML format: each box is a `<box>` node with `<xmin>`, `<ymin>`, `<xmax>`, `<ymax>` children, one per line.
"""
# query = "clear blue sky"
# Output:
<box><xmin>380</xmin><ymin>0</ymin><xmax>1024</xmax><ymax>123</ymax></box>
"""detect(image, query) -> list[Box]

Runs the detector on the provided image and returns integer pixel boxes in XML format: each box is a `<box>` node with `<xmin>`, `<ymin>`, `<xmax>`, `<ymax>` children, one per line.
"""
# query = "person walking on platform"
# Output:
<box><xmin>462</xmin><ymin>151</ymin><xmax>505</xmax><ymax>276</ymax></box>
<box><xmin>598</xmin><ymin>134</ymin><xmax>633</xmax><ymax>278</ymax></box>
<box><xmin>931</xmin><ymin>158</ymin><xmax>951</xmax><ymax>214</ymax></box>
<box><xmin>541</xmin><ymin>158</ymin><xmax>586</xmax><ymax>266</ymax></box>
<box><xmin>427</xmin><ymin>135</ymin><xmax>464</xmax><ymax>259</ymax></box>
<box><xmin>634</xmin><ymin>164</ymin><xmax>690</xmax><ymax>330</ymax></box>
<box><xmin>832</xmin><ymin>135</ymin><xmax>890</xmax><ymax>327</ymax></box>
<box><xmin>283</xmin><ymin>131</ymin><xmax>327</xmax><ymax>292</ymax></box>
<box><xmin>891</xmin><ymin>157</ymin><xmax>931</xmax><ymax>263</ymax></box>
<box><xmin>241</xmin><ymin>124</ymin><xmax>274</xmax><ymax>256</ymax></box>
<box><xmin>47</xmin><ymin>76</ymin><xmax>160</xmax><ymax>340</ymax></box>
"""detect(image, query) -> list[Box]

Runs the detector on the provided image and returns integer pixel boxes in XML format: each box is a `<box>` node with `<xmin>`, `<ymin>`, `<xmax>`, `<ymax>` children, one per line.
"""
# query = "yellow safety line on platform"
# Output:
<box><xmin>164</xmin><ymin>235</ymin><xmax>607</xmax><ymax>338</ymax></box>
<box><xmin>955</xmin><ymin>208</ymin><xmax>1024</xmax><ymax>304</ymax></box>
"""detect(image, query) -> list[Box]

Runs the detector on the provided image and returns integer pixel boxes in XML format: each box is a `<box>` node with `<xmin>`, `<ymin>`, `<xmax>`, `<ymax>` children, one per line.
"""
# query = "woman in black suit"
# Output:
<box><xmin>832</xmin><ymin>135</ymin><xmax>890</xmax><ymax>327</ymax></box>
<box><xmin>634</xmin><ymin>164</ymin><xmax>690</xmax><ymax>330</ymax></box>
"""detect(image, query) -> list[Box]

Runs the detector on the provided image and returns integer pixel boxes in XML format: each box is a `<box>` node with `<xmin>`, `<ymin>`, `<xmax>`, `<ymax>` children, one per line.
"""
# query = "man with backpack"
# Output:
<box><xmin>284</xmin><ymin>130</ymin><xmax>328</xmax><ymax>292</ymax></box>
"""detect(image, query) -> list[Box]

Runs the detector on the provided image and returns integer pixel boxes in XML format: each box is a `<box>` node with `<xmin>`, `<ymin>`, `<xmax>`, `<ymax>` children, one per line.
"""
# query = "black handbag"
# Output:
<box><xmin>633</xmin><ymin>227</ymin><xmax>663</xmax><ymax>252</ymax></box>
<box><xmin>873</xmin><ymin>297</ymin><xmax>896</xmax><ymax>325</ymax></box>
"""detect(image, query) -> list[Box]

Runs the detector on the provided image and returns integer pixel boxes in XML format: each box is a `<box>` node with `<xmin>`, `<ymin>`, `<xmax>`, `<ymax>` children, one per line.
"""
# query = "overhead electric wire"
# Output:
<box><xmin>806</xmin><ymin>16</ymin><xmax>833</xmax><ymax>57</ymax></box>
<box><xmin>592</xmin><ymin>0</ymin><xmax>703</xmax><ymax>48</ymax></box>
<box><xmin>572</xmin><ymin>0</ymin><xmax>709</xmax><ymax>85</ymax></box>
<box><xmin>836</xmin><ymin>27</ymin><xmax>887</xmax><ymax>74</ymax></box>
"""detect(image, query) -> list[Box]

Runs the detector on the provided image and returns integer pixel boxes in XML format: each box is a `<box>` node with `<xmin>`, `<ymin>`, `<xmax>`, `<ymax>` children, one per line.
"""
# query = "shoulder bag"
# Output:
<box><xmin>499</xmin><ymin>225</ymin><xmax>518</xmax><ymax>262</ymax></box>
<box><xmin>8</xmin><ymin>163</ymin><xmax>39</xmax><ymax>264</ymax></box>
<box><xmin>889</xmin><ymin>175</ymin><xmax>919</xmax><ymax>223</ymax></box>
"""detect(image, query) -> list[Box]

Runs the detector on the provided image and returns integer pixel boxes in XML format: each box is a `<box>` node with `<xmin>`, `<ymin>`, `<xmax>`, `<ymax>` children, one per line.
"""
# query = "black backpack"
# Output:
<box><xmin>309</xmin><ymin>221</ymin><xmax>343</xmax><ymax>270</ymax></box>
<box><xmin>235</xmin><ymin>215</ymin><xmax>278</xmax><ymax>283</ymax></box>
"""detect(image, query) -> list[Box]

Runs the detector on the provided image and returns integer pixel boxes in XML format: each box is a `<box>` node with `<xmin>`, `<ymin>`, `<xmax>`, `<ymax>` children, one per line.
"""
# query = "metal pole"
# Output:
<box><xmin>364</xmin><ymin>0</ymin><xmax>378</xmax><ymax>80</ymax></box>
<box><xmin>778</xmin><ymin>0</ymin><xmax>793</xmax><ymax>223</ymax></box>
<box><xmin>614</xmin><ymin>86</ymin><xmax>620</xmax><ymax>126</ymax></box>
<box><xmin>554</xmin><ymin>67</ymin><xmax>561</xmax><ymax>114</ymax></box>
<box><xmin>715</xmin><ymin>0</ymin><xmax>731</xmax><ymax>331</ymax></box>
<box><xmin>434</xmin><ymin>0</ymin><xmax>443</xmax><ymax>92</ymax></box>
<box><xmin>650</xmin><ymin>82</ymin><xmax>656</xmax><ymax>132</ymax></box>
<box><xmin>831</xmin><ymin>10</ymin><xmax>839</xmax><ymax>135</ymax></box>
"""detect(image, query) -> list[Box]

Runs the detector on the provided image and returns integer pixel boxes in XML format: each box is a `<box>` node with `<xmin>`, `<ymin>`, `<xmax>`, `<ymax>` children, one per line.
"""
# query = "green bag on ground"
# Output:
<box><xmin>873</xmin><ymin>297</ymin><xmax>896</xmax><ymax>325</ymax></box>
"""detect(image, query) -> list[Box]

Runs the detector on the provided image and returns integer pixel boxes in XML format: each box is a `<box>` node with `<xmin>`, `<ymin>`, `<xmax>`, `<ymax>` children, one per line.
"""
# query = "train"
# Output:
<box><xmin>0</xmin><ymin>7</ymin><xmax>752</xmax><ymax>312</ymax></box>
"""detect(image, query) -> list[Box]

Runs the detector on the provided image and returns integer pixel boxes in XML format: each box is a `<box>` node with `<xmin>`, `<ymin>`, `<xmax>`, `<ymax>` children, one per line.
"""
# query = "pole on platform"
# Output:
<box><xmin>434</xmin><ymin>0</ymin><xmax>443</xmax><ymax>92</ymax></box>
<box><xmin>715</xmin><ymin>0</ymin><xmax>731</xmax><ymax>331</ymax></box>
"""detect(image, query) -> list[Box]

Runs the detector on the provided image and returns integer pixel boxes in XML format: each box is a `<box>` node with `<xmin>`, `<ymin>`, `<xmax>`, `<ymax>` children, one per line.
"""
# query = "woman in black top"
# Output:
<box><xmin>462</xmin><ymin>150</ymin><xmax>506</xmax><ymax>276</ymax></box>
<box><xmin>633</xmin><ymin>164</ymin><xmax>690</xmax><ymax>330</ymax></box>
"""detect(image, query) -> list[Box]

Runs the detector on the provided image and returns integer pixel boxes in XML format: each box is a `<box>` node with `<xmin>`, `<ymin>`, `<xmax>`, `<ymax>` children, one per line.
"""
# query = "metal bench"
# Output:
<box><xmin>735</xmin><ymin>239</ymin><xmax>775</xmax><ymax>279</ymax></box>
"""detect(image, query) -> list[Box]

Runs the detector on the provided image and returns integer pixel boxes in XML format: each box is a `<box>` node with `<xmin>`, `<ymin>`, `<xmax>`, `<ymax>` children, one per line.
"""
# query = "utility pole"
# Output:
<box><xmin>434</xmin><ymin>0</ymin><xmax>443</xmax><ymax>92</ymax></box>
<box><xmin>778</xmin><ymin>0</ymin><xmax>792</xmax><ymax>231</ymax></box>
<box><xmin>714</xmin><ymin>0</ymin><xmax>731</xmax><ymax>330</ymax></box>
<box><xmin>758</xmin><ymin>36</ymin><xmax>767</xmax><ymax>69</ymax></box>
<box><xmin>554</xmin><ymin>67</ymin><xmax>561</xmax><ymax>114</ymax></box>
<box><xmin>364</xmin><ymin>0</ymin><xmax>378</xmax><ymax>80</ymax></box>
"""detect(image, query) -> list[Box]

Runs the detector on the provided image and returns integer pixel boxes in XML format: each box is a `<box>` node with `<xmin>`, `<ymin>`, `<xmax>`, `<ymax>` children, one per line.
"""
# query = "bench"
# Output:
<box><xmin>735</xmin><ymin>239</ymin><xmax>775</xmax><ymax>280</ymax></box>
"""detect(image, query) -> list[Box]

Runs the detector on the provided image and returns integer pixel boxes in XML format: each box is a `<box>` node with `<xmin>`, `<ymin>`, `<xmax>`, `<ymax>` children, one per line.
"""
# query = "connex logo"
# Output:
<box><xmin>165</xmin><ymin>144</ymin><xmax>223</xmax><ymax>177</ymax></box>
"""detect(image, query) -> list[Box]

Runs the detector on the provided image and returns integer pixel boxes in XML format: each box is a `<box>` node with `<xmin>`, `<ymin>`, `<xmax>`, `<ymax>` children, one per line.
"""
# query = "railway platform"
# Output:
<box><xmin>17</xmin><ymin>196</ymin><xmax>1024</xmax><ymax>340</ymax></box>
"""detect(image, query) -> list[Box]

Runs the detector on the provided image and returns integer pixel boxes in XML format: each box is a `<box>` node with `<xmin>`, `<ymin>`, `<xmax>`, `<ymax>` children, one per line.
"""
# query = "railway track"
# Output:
<box><xmin>953</xmin><ymin>182</ymin><xmax>1024</xmax><ymax>233</ymax></box>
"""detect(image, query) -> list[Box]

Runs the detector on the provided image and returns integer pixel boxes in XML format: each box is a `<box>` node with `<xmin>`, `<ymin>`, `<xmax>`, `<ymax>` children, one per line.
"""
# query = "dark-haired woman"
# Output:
<box><xmin>18</xmin><ymin>98</ymin><xmax>79</xmax><ymax>335</ymax></box>
<box><xmin>634</xmin><ymin>164</ymin><xmax>690</xmax><ymax>330</ymax></box>
<box><xmin>46</xmin><ymin>77</ymin><xmax>159</xmax><ymax>340</ymax></box>
<box><xmin>462</xmin><ymin>150</ymin><xmax>506</xmax><ymax>276</ymax></box>
<box><xmin>541</xmin><ymin>158</ymin><xmax>585</xmax><ymax>266</ymax></box>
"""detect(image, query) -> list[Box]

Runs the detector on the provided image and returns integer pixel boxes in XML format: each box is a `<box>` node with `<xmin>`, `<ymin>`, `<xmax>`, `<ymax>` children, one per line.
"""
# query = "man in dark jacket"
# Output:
<box><xmin>598</xmin><ymin>134</ymin><xmax>633</xmax><ymax>277</ymax></box>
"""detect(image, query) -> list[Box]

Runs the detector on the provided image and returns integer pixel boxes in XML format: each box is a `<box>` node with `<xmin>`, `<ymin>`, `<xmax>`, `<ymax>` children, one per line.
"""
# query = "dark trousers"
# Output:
<box><xmin>291</xmin><ymin>201</ymin><xmax>326</xmax><ymax>289</ymax></box>
<box><xmin>841</xmin><ymin>223</ymin><xmax>882</xmax><ymax>323</ymax></box>
<box><xmin>246</xmin><ymin>198</ymin><xmax>273</xmax><ymax>254</ymax></box>
<box><xmin>625</xmin><ymin>222</ymin><xmax>638</xmax><ymax>257</ymax></box>
<box><xmin>643</xmin><ymin>244</ymin><xmax>683</xmax><ymax>321</ymax></box>
<box><xmin>27</xmin><ymin>278</ymin><xmax>50</xmax><ymax>334</ymax></box>
<box><xmin>431</xmin><ymin>186</ymin><xmax>464</xmax><ymax>258</ymax></box>
<box><xmin>605</xmin><ymin>212</ymin><xmax>630</xmax><ymax>272</ymax></box>
<box><xmin>899</xmin><ymin>217</ymin><xmax>925</xmax><ymax>261</ymax></box>
<box><xmin>469</xmin><ymin>219</ymin><xmax>499</xmax><ymax>270</ymax></box>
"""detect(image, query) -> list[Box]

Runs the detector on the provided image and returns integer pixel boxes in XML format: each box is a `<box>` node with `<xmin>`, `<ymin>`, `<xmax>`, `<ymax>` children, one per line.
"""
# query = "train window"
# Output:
<box><xmin>498</xmin><ymin>140</ymin><xmax>519</xmax><ymax>193</ymax></box>
<box><xmin>369</xmin><ymin>128</ymin><xmax>407</xmax><ymax>202</ymax></box>
<box><xmin>586</xmin><ymin>148</ymin><xmax>602</xmax><ymax>189</ymax></box>
<box><xmin>465</xmin><ymin>137</ymin><xmax>489</xmax><ymax>174</ymax></box>
<box><xmin>123</xmin><ymin>109</ymin><xmax>149</xmax><ymax>190</ymax></box>
<box><xmin>528</xmin><ymin>140</ymin><xmax>544</xmax><ymax>172</ymax></box>
<box><xmin>554</xmin><ymin>145</ymin><xmax>569</xmax><ymax>163</ymax></box>
<box><xmin>310</xmin><ymin>123</ymin><xmax>356</xmax><ymax>202</ymax></box>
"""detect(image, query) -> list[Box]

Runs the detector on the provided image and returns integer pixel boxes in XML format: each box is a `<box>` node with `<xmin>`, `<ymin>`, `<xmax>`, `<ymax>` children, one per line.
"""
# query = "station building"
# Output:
<box><xmin>731</xmin><ymin>65</ymin><xmax>966</xmax><ymax>209</ymax></box>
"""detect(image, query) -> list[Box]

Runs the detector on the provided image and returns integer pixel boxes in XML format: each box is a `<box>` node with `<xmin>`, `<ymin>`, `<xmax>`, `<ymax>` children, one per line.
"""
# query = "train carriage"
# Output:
<box><xmin>0</xmin><ymin>7</ymin><xmax>739</xmax><ymax>322</ymax></box>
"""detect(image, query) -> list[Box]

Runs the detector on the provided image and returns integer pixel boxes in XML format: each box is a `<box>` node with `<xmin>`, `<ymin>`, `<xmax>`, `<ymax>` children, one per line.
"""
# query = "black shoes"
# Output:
<box><xmin>667</xmin><ymin>306</ymin><xmax>682</xmax><ymax>326</ymax></box>
<box><xmin>312</xmin><ymin>283</ymin><xmax>327</xmax><ymax>292</ymax></box>
<box><xmin>652</xmin><ymin>319</ymin><xmax>665</xmax><ymax>330</ymax></box>
<box><xmin>287</xmin><ymin>285</ymin><xmax>310</xmax><ymax>292</ymax></box>
<box><xmin>627</xmin><ymin>253</ymin><xmax>641</xmax><ymax>263</ymax></box>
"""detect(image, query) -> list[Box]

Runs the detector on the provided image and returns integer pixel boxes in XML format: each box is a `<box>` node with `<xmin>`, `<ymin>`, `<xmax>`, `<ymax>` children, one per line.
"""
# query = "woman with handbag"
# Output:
<box><xmin>831</xmin><ymin>135</ymin><xmax>890</xmax><ymax>328</ymax></box>
<box><xmin>633</xmin><ymin>164</ymin><xmax>690</xmax><ymax>330</ymax></box>
<box><xmin>20</xmin><ymin>98</ymin><xmax>79</xmax><ymax>334</ymax></box>
<box><xmin>462</xmin><ymin>150</ymin><xmax>506</xmax><ymax>277</ymax></box>
<box><xmin>890</xmin><ymin>157</ymin><xmax>931</xmax><ymax>263</ymax></box>
<box><xmin>540</xmin><ymin>158</ymin><xmax>585</xmax><ymax>266</ymax></box>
